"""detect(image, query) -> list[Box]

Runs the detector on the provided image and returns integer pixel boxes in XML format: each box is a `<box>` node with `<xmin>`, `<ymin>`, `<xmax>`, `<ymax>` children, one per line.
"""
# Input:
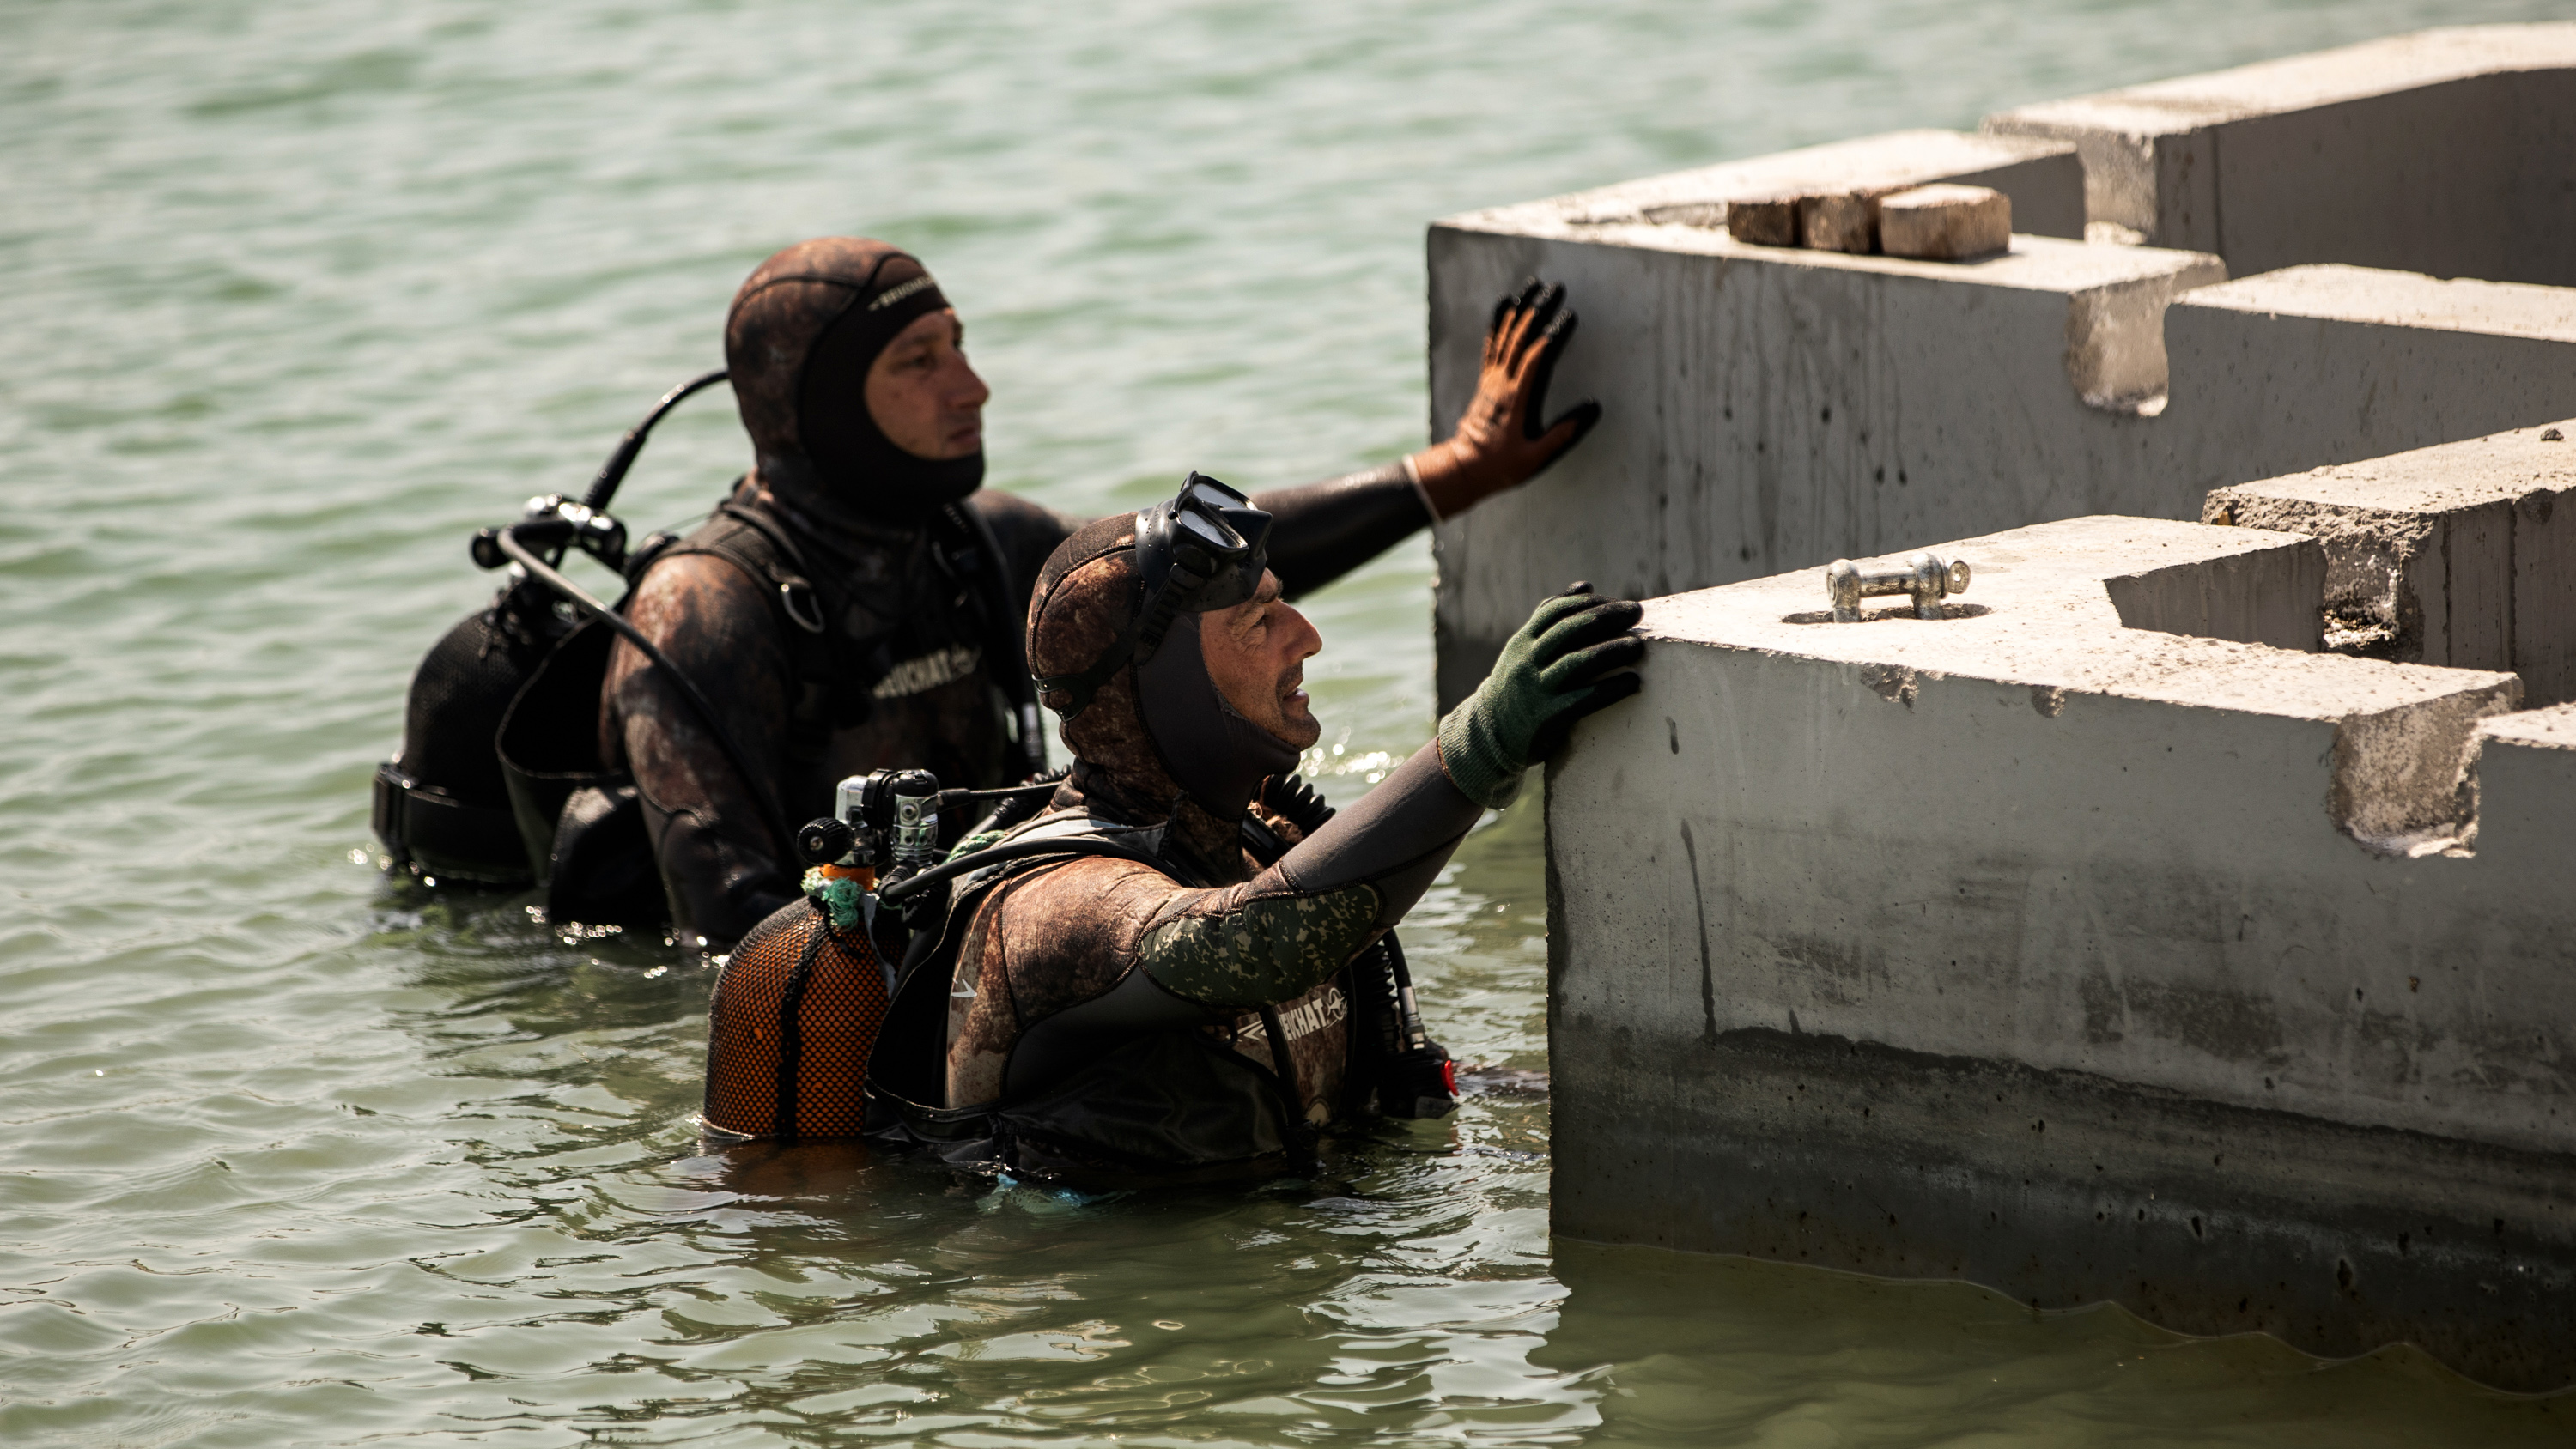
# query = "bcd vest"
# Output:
<box><xmin>850</xmin><ymin>810</ymin><xmax>1427</xmax><ymax>1183</ymax></box>
<box><xmin>380</xmin><ymin>485</ymin><xmax>1045</xmax><ymax>929</ymax></box>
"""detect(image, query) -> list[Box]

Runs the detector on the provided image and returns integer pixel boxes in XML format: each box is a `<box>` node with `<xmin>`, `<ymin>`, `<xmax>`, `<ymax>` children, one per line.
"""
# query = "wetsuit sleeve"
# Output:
<box><xmin>598</xmin><ymin>552</ymin><xmax>799</xmax><ymax>948</ymax></box>
<box><xmin>1131</xmin><ymin>741</ymin><xmax>1483</xmax><ymax>1008</ymax></box>
<box><xmin>967</xmin><ymin>490</ymin><xmax>1083</xmax><ymax>604</ymax></box>
<box><xmin>1251</xmin><ymin>462</ymin><xmax>1432</xmax><ymax>600</ymax></box>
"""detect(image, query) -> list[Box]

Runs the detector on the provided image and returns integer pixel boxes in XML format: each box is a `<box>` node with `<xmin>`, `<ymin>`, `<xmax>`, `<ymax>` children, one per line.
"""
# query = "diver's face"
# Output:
<box><xmin>863</xmin><ymin>308</ymin><xmax>988</xmax><ymax>459</ymax></box>
<box><xmin>1201</xmin><ymin>569</ymin><xmax>1323</xmax><ymax>750</ymax></box>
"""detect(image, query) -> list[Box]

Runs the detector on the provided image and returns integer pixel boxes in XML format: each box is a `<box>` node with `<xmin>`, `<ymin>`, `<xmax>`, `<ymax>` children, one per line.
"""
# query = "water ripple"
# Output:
<box><xmin>7</xmin><ymin>0</ymin><xmax>2573</xmax><ymax>1444</ymax></box>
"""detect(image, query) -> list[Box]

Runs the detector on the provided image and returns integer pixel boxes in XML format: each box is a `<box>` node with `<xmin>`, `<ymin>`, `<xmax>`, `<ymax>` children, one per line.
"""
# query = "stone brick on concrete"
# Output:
<box><xmin>1796</xmin><ymin>192</ymin><xmax>1878</xmax><ymax>253</ymax></box>
<box><xmin>1546</xmin><ymin>128</ymin><xmax>2086</xmax><ymax>239</ymax></box>
<box><xmin>1878</xmin><ymin>184</ymin><xmax>2011</xmax><ymax>260</ymax></box>
<box><xmin>1722</xmin><ymin>196</ymin><xmax>1797</xmax><ymax>247</ymax></box>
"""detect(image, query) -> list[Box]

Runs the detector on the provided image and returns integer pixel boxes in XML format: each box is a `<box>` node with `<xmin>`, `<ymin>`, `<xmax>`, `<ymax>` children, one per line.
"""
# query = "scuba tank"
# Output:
<box><xmin>374</xmin><ymin>368</ymin><xmax>730</xmax><ymax>888</ymax></box>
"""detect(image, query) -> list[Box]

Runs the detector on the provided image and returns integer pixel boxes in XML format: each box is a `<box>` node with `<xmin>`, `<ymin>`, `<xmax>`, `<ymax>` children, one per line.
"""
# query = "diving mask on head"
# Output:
<box><xmin>1036</xmin><ymin>472</ymin><xmax>1273</xmax><ymax>718</ymax></box>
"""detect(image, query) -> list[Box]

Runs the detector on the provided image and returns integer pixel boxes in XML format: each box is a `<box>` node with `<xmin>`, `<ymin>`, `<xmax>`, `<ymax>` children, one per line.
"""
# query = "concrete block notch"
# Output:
<box><xmin>1542</xmin><ymin>515</ymin><xmax>2573</xmax><ymax>1388</ymax></box>
<box><xmin>2207</xmin><ymin>420</ymin><xmax>2576</xmax><ymax>705</ymax></box>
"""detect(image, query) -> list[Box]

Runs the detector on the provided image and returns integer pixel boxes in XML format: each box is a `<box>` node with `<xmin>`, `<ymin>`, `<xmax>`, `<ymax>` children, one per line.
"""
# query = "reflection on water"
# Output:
<box><xmin>1543</xmin><ymin>1243</ymin><xmax>2570</xmax><ymax>1446</ymax></box>
<box><xmin>6</xmin><ymin>0</ymin><xmax>2573</xmax><ymax>1441</ymax></box>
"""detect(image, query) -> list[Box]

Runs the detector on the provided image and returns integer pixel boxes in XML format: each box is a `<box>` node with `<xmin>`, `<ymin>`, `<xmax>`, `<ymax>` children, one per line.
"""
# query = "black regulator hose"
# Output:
<box><xmin>492</xmin><ymin>523</ymin><xmax>793</xmax><ymax>849</ymax></box>
<box><xmin>582</xmin><ymin>368</ymin><xmax>729</xmax><ymax>513</ymax></box>
<box><xmin>875</xmin><ymin>837</ymin><xmax>1164</xmax><ymax>905</ymax></box>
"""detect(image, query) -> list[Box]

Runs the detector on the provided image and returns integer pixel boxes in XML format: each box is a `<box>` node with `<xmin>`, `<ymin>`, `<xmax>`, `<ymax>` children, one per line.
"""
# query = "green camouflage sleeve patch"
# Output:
<box><xmin>1136</xmin><ymin>882</ymin><xmax>1383</xmax><ymax>1008</ymax></box>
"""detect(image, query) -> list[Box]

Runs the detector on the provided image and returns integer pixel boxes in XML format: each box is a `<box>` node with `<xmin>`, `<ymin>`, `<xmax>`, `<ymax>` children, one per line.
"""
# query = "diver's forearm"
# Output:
<box><xmin>1253</xmin><ymin>463</ymin><xmax>1431</xmax><ymax>599</ymax></box>
<box><xmin>1273</xmin><ymin>742</ymin><xmax>1482</xmax><ymax>931</ymax></box>
<box><xmin>1135</xmin><ymin>880</ymin><xmax>1382</xmax><ymax>1008</ymax></box>
<box><xmin>639</xmin><ymin>797</ymin><xmax>797</xmax><ymax>948</ymax></box>
<box><xmin>1134</xmin><ymin>743</ymin><xmax>1479</xmax><ymax>1006</ymax></box>
<box><xmin>624</xmin><ymin>718</ymin><xmax>798</xmax><ymax>948</ymax></box>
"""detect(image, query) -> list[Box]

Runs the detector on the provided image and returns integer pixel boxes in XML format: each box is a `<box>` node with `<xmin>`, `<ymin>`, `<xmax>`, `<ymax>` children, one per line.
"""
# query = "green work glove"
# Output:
<box><xmin>1437</xmin><ymin>582</ymin><xmax>1645</xmax><ymax>808</ymax></box>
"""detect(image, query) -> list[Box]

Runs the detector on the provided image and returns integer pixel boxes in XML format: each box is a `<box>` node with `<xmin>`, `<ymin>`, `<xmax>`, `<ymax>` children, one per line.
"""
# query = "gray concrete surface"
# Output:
<box><xmin>1541</xmin><ymin>515</ymin><xmax>2575</xmax><ymax>1388</ymax></box>
<box><xmin>1540</xmin><ymin>128</ymin><xmax>2085</xmax><ymax>240</ymax></box>
<box><xmin>2208</xmin><ymin>420</ymin><xmax>2576</xmax><ymax>706</ymax></box>
<box><xmin>1426</xmin><ymin>195</ymin><xmax>2576</xmax><ymax>705</ymax></box>
<box><xmin>1984</xmin><ymin>25</ymin><xmax>2576</xmax><ymax>287</ymax></box>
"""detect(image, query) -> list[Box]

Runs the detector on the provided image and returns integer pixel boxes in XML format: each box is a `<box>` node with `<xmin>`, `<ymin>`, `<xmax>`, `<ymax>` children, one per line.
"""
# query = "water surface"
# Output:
<box><xmin>6</xmin><ymin>1</ymin><xmax>2573</xmax><ymax>1442</ymax></box>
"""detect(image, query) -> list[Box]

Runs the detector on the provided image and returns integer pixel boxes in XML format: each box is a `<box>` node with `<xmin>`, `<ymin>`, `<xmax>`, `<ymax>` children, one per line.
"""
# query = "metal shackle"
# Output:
<box><xmin>1826</xmin><ymin>551</ymin><xmax>1971</xmax><ymax>622</ymax></box>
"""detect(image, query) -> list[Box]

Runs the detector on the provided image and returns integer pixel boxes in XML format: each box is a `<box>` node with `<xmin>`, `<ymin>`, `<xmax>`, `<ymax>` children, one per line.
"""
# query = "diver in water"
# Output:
<box><xmin>865</xmin><ymin>476</ymin><xmax>1643</xmax><ymax>1176</ymax></box>
<box><xmin>607</xmin><ymin>237</ymin><xmax>1603</xmax><ymax>949</ymax></box>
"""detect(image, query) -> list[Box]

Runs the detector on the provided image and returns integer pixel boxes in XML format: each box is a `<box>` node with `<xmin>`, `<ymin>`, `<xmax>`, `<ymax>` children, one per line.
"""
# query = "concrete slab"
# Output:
<box><xmin>1427</xmin><ymin>192</ymin><xmax>2576</xmax><ymax>705</ymax></box>
<box><xmin>1984</xmin><ymin>25</ymin><xmax>2576</xmax><ymax>286</ymax></box>
<box><xmin>1542</xmin><ymin>515</ymin><xmax>2574</xmax><ymax>1387</ymax></box>
<box><xmin>2478</xmin><ymin>702</ymin><xmax>2576</xmax><ymax>864</ymax></box>
<box><xmin>2206</xmin><ymin>420</ymin><xmax>2576</xmax><ymax>705</ymax></box>
<box><xmin>2161</xmin><ymin>267</ymin><xmax>2576</xmax><ymax>495</ymax></box>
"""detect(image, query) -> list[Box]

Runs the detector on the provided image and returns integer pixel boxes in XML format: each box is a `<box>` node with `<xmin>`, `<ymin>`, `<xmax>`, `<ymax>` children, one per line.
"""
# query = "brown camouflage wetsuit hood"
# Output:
<box><xmin>1024</xmin><ymin>512</ymin><xmax>1298</xmax><ymax>882</ymax></box>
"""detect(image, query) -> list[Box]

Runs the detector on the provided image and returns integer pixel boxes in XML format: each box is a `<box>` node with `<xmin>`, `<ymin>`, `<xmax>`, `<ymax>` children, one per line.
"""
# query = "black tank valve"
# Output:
<box><xmin>796</xmin><ymin>816</ymin><xmax>856</xmax><ymax>868</ymax></box>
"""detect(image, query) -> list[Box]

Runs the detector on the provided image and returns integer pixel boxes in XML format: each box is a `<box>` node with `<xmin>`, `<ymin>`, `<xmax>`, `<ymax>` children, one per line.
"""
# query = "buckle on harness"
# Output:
<box><xmin>778</xmin><ymin>577</ymin><xmax>827</xmax><ymax>634</ymax></box>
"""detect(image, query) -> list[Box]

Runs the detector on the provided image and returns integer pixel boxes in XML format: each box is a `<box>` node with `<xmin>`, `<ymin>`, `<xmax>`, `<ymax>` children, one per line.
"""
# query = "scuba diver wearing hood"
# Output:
<box><xmin>601</xmin><ymin>237</ymin><xmax>1604</xmax><ymax>949</ymax></box>
<box><xmin>864</xmin><ymin>476</ymin><xmax>1643</xmax><ymax>1179</ymax></box>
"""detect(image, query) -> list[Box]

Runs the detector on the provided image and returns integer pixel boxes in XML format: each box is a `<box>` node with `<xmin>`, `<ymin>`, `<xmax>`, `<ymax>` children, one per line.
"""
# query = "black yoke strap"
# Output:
<box><xmin>651</xmin><ymin>492</ymin><xmax>1045</xmax><ymax>779</ymax></box>
<box><xmin>948</xmin><ymin>501</ymin><xmax>1047</xmax><ymax>777</ymax></box>
<box><xmin>650</xmin><ymin>498</ymin><xmax>839</xmax><ymax>762</ymax></box>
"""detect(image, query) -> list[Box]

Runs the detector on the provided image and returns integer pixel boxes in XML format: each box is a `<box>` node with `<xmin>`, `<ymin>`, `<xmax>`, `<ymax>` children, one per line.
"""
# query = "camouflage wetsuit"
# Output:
<box><xmin>921</xmin><ymin>515</ymin><xmax>1492</xmax><ymax>1175</ymax></box>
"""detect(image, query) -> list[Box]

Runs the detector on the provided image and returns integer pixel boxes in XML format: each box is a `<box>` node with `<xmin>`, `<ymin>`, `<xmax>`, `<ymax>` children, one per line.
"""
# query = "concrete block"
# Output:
<box><xmin>1554</xmin><ymin>129</ymin><xmax>2086</xmax><ymax>240</ymax></box>
<box><xmin>1984</xmin><ymin>25</ymin><xmax>2576</xmax><ymax>286</ymax></box>
<box><xmin>1427</xmin><ymin>184</ymin><xmax>2576</xmax><ymax>705</ymax></box>
<box><xmin>2207</xmin><ymin>420</ymin><xmax>2576</xmax><ymax>704</ymax></box>
<box><xmin>1878</xmin><ymin>184</ymin><xmax>2010</xmax><ymax>261</ymax></box>
<box><xmin>2162</xmin><ymin>266</ymin><xmax>2576</xmax><ymax>483</ymax></box>
<box><xmin>1544</xmin><ymin>514</ymin><xmax>2573</xmax><ymax>1388</ymax></box>
<box><xmin>1423</xmin><ymin>215</ymin><xmax>2224</xmax><ymax>706</ymax></box>
<box><xmin>2476</xmin><ymin>701</ymin><xmax>2576</xmax><ymax>860</ymax></box>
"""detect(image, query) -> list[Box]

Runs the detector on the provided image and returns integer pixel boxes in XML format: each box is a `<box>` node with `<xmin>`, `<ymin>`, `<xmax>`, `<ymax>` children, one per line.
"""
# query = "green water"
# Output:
<box><xmin>7</xmin><ymin>1</ymin><xmax>2573</xmax><ymax>1442</ymax></box>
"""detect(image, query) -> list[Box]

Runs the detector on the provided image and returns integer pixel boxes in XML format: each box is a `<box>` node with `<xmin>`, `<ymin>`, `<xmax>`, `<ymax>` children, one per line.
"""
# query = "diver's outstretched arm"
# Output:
<box><xmin>1128</xmin><ymin>585</ymin><xmax>1644</xmax><ymax>1008</ymax></box>
<box><xmin>1255</xmin><ymin>279</ymin><xmax>1601</xmax><ymax>599</ymax></box>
